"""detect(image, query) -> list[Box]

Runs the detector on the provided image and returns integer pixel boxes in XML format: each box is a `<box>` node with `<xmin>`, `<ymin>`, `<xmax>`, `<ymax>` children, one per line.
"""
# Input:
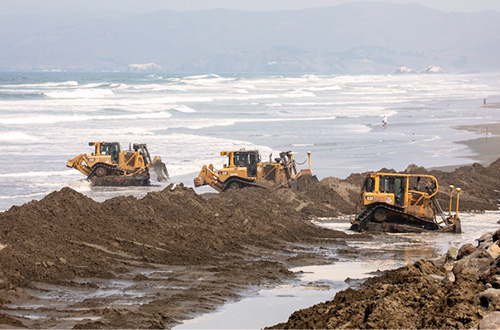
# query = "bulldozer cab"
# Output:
<box><xmin>90</xmin><ymin>142</ymin><xmax>120</xmax><ymax>163</ymax></box>
<box><xmin>363</xmin><ymin>173</ymin><xmax>439</xmax><ymax>209</ymax></box>
<box><xmin>223</xmin><ymin>150</ymin><xmax>260</xmax><ymax>177</ymax></box>
<box><xmin>354</xmin><ymin>172</ymin><xmax>461</xmax><ymax>233</ymax></box>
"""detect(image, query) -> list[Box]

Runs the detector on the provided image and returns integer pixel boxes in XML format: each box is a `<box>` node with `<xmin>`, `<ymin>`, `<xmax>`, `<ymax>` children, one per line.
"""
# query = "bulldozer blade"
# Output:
<box><xmin>150</xmin><ymin>157</ymin><xmax>170</xmax><ymax>182</ymax></box>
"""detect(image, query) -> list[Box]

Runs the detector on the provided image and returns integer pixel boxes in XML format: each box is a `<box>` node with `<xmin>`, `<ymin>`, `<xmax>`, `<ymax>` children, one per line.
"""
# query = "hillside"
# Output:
<box><xmin>1</xmin><ymin>2</ymin><xmax>500</xmax><ymax>73</ymax></box>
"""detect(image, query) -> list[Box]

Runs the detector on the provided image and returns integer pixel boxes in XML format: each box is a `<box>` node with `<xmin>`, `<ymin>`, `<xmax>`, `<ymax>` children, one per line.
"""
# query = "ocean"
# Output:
<box><xmin>1</xmin><ymin>72</ymin><xmax>499</xmax><ymax>211</ymax></box>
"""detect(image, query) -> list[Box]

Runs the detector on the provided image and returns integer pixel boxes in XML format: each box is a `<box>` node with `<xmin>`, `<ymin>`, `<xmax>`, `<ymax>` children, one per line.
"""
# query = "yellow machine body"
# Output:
<box><xmin>67</xmin><ymin>142</ymin><xmax>169</xmax><ymax>186</ymax></box>
<box><xmin>352</xmin><ymin>172</ymin><xmax>461</xmax><ymax>233</ymax></box>
<box><xmin>361</xmin><ymin>173</ymin><xmax>438</xmax><ymax>220</ymax></box>
<box><xmin>194</xmin><ymin>150</ymin><xmax>312</xmax><ymax>192</ymax></box>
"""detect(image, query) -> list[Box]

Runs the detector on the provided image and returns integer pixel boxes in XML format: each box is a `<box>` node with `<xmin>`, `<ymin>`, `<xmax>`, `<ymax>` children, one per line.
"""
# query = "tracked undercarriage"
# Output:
<box><xmin>351</xmin><ymin>203</ymin><xmax>460</xmax><ymax>233</ymax></box>
<box><xmin>67</xmin><ymin>142</ymin><xmax>169</xmax><ymax>186</ymax></box>
<box><xmin>350</xmin><ymin>172</ymin><xmax>461</xmax><ymax>234</ymax></box>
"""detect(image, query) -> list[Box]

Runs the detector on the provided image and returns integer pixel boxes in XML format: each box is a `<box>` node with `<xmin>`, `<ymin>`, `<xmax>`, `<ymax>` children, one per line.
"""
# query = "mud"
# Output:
<box><xmin>0</xmin><ymin>159</ymin><xmax>499</xmax><ymax>328</ymax></box>
<box><xmin>269</xmin><ymin>224</ymin><xmax>500</xmax><ymax>330</ymax></box>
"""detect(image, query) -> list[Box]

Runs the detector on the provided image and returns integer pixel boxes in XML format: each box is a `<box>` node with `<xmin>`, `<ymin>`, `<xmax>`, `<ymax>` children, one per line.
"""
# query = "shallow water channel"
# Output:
<box><xmin>175</xmin><ymin>211</ymin><xmax>500</xmax><ymax>329</ymax></box>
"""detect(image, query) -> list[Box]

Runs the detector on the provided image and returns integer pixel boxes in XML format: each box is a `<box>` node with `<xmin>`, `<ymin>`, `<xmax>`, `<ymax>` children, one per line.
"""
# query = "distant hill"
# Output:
<box><xmin>1</xmin><ymin>2</ymin><xmax>499</xmax><ymax>73</ymax></box>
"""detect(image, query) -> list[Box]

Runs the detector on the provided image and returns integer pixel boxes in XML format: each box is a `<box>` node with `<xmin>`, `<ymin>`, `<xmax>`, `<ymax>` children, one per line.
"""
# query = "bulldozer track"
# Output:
<box><xmin>222</xmin><ymin>177</ymin><xmax>264</xmax><ymax>192</ymax></box>
<box><xmin>87</xmin><ymin>163</ymin><xmax>124</xmax><ymax>180</ymax></box>
<box><xmin>355</xmin><ymin>203</ymin><xmax>440</xmax><ymax>232</ymax></box>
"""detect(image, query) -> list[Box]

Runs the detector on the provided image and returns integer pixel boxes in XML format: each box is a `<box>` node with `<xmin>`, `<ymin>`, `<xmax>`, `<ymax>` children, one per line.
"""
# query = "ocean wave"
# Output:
<box><xmin>181</xmin><ymin>74</ymin><xmax>236</xmax><ymax>85</ymax></box>
<box><xmin>291</xmin><ymin>143</ymin><xmax>314</xmax><ymax>147</ymax></box>
<box><xmin>0</xmin><ymin>91</ymin><xmax>46</xmax><ymax>100</ymax></box>
<box><xmin>0</xmin><ymin>169</ymin><xmax>75</xmax><ymax>178</ymax></box>
<box><xmin>0</xmin><ymin>131</ymin><xmax>38</xmax><ymax>142</ymax></box>
<box><xmin>0</xmin><ymin>191</ymin><xmax>49</xmax><ymax>200</ymax></box>
<box><xmin>0</xmin><ymin>80</ymin><xmax>79</xmax><ymax>88</ymax></box>
<box><xmin>172</xmin><ymin>105</ymin><xmax>196</xmax><ymax>113</ymax></box>
<box><xmin>3</xmin><ymin>111</ymin><xmax>172</xmax><ymax>125</ymax></box>
<box><xmin>44</xmin><ymin>88</ymin><xmax>114</xmax><ymax>99</ymax></box>
<box><xmin>282</xmin><ymin>90</ymin><xmax>316</xmax><ymax>98</ymax></box>
<box><xmin>305</xmin><ymin>85</ymin><xmax>343</xmax><ymax>91</ymax></box>
<box><xmin>183</xmin><ymin>74</ymin><xmax>223</xmax><ymax>80</ymax></box>
<box><xmin>233</xmin><ymin>89</ymin><xmax>250</xmax><ymax>94</ymax></box>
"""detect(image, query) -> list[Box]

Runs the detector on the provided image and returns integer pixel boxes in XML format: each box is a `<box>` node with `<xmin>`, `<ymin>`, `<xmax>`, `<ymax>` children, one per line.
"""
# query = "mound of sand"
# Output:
<box><xmin>0</xmin><ymin>185</ymin><xmax>348</xmax><ymax>289</ymax></box>
<box><xmin>1</xmin><ymin>158</ymin><xmax>499</xmax><ymax>328</ymax></box>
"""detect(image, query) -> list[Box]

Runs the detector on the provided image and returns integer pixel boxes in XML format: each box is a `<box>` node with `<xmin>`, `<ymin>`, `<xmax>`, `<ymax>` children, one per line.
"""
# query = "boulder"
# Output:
<box><xmin>480</xmin><ymin>233</ymin><xmax>494</xmax><ymax>247</ymax></box>
<box><xmin>479</xmin><ymin>311</ymin><xmax>500</xmax><ymax>330</ymax></box>
<box><xmin>492</xmin><ymin>228</ymin><xmax>500</xmax><ymax>242</ymax></box>
<box><xmin>476</xmin><ymin>288</ymin><xmax>500</xmax><ymax>310</ymax></box>
<box><xmin>458</xmin><ymin>243</ymin><xmax>477</xmax><ymax>260</ymax></box>
<box><xmin>446</xmin><ymin>247</ymin><xmax>459</xmax><ymax>262</ymax></box>
<box><xmin>487</xmin><ymin>242</ymin><xmax>500</xmax><ymax>260</ymax></box>
<box><xmin>491</xmin><ymin>275</ymin><xmax>500</xmax><ymax>288</ymax></box>
<box><xmin>443</xmin><ymin>272</ymin><xmax>455</xmax><ymax>283</ymax></box>
<box><xmin>428</xmin><ymin>274</ymin><xmax>445</xmax><ymax>282</ymax></box>
<box><xmin>453</xmin><ymin>257</ymin><xmax>492</xmax><ymax>276</ymax></box>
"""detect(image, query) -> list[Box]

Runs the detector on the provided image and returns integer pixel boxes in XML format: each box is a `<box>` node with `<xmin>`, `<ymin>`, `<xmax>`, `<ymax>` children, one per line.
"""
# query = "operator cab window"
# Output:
<box><xmin>234</xmin><ymin>153</ymin><xmax>248</xmax><ymax>167</ymax></box>
<box><xmin>111</xmin><ymin>144</ymin><xmax>120</xmax><ymax>162</ymax></box>
<box><xmin>364</xmin><ymin>177</ymin><xmax>375</xmax><ymax>192</ymax></box>
<box><xmin>379</xmin><ymin>176</ymin><xmax>393</xmax><ymax>193</ymax></box>
<box><xmin>100</xmin><ymin>144</ymin><xmax>109</xmax><ymax>155</ymax></box>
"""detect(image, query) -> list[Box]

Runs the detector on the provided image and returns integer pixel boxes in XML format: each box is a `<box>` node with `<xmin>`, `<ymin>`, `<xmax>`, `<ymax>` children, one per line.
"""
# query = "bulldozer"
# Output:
<box><xmin>350</xmin><ymin>172</ymin><xmax>461</xmax><ymax>233</ymax></box>
<box><xmin>67</xmin><ymin>142</ymin><xmax>169</xmax><ymax>186</ymax></box>
<box><xmin>193</xmin><ymin>149</ymin><xmax>314</xmax><ymax>192</ymax></box>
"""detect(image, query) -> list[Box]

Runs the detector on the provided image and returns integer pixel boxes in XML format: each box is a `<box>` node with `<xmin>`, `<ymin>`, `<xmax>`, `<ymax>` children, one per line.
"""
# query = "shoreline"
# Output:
<box><xmin>432</xmin><ymin>103</ymin><xmax>500</xmax><ymax>172</ymax></box>
<box><xmin>455</xmin><ymin>121</ymin><xmax>500</xmax><ymax>167</ymax></box>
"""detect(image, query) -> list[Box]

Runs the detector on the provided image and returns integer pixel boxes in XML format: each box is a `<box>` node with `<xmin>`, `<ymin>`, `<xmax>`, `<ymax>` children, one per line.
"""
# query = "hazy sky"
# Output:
<box><xmin>1</xmin><ymin>0</ymin><xmax>500</xmax><ymax>15</ymax></box>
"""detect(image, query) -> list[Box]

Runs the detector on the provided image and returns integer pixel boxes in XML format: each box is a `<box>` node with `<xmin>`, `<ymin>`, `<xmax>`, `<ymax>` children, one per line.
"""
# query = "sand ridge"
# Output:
<box><xmin>0</xmin><ymin>158</ymin><xmax>499</xmax><ymax>328</ymax></box>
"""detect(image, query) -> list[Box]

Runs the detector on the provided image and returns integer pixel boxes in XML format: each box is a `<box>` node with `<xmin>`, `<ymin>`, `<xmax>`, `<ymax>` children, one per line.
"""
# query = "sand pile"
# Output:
<box><xmin>291</xmin><ymin>159</ymin><xmax>500</xmax><ymax>218</ymax></box>
<box><xmin>1</xmin><ymin>158</ymin><xmax>499</xmax><ymax>328</ymax></box>
<box><xmin>0</xmin><ymin>184</ymin><xmax>347</xmax><ymax>290</ymax></box>
<box><xmin>404</xmin><ymin>158</ymin><xmax>500</xmax><ymax>211</ymax></box>
<box><xmin>270</xmin><ymin>226</ymin><xmax>500</xmax><ymax>329</ymax></box>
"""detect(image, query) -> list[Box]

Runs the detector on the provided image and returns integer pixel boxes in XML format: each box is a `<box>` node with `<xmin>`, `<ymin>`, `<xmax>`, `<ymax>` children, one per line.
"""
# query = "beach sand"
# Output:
<box><xmin>450</xmin><ymin>102</ymin><xmax>500</xmax><ymax>168</ymax></box>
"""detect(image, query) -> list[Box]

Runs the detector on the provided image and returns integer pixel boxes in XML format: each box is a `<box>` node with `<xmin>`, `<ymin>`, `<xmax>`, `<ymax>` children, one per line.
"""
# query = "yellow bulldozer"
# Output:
<box><xmin>351</xmin><ymin>172</ymin><xmax>461</xmax><ymax>233</ymax></box>
<box><xmin>194</xmin><ymin>149</ymin><xmax>314</xmax><ymax>192</ymax></box>
<box><xmin>67</xmin><ymin>142</ymin><xmax>169</xmax><ymax>186</ymax></box>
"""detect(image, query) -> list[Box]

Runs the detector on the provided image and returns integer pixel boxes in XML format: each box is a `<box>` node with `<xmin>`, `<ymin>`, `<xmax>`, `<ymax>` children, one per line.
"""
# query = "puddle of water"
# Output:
<box><xmin>175</xmin><ymin>211</ymin><xmax>500</xmax><ymax>329</ymax></box>
<box><xmin>175</xmin><ymin>260</ymin><xmax>396</xmax><ymax>330</ymax></box>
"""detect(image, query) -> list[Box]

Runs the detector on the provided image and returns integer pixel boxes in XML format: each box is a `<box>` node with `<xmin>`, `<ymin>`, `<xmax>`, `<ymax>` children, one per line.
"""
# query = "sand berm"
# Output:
<box><xmin>0</xmin><ymin>159</ymin><xmax>499</xmax><ymax>328</ymax></box>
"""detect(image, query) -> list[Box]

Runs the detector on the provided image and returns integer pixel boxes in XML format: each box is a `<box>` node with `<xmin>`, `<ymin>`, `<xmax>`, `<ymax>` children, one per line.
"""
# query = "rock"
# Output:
<box><xmin>421</xmin><ymin>65</ymin><xmax>444</xmax><ymax>74</ymax></box>
<box><xmin>394</xmin><ymin>66</ymin><xmax>414</xmax><ymax>74</ymax></box>
<box><xmin>487</xmin><ymin>242</ymin><xmax>500</xmax><ymax>259</ymax></box>
<box><xmin>443</xmin><ymin>272</ymin><xmax>455</xmax><ymax>283</ymax></box>
<box><xmin>493</xmin><ymin>228</ymin><xmax>500</xmax><ymax>242</ymax></box>
<box><xmin>432</xmin><ymin>254</ymin><xmax>446</xmax><ymax>267</ymax></box>
<box><xmin>446</xmin><ymin>247</ymin><xmax>459</xmax><ymax>262</ymax></box>
<box><xmin>443</xmin><ymin>262</ymin><xmax>454</xmax><ymax>272</ymax></box>
<box><xmin>458</xmin><ymin>243</ymin><xmax>477</xmax><ymax>259</ymax></box>
<box><xmin>479</xmin><ymin>311</ymin><xmax>500</xmax><ymax>330</ymax></box>
<box><xmin>428</xmin><ymin>274</ymin><xmax>445</xmax><ymax>282</ymax></box>
<box><xmin>492</xmin><ymin>275</ymin><xmax>500</xmax><ymax>288</ymax></box>
<box><xmin>453</xmin><ymin>257</ymin><xmax>492</xmax><ymax>276</ymax></box>
<box><xmin>476</xmin><ymin>288</ymin><xmax>500</xmax><ymax>310</ymax></box>
<box><xmin>480</xmin><ymin>233</ymin><xmax>494</xmax><ymax>246</ymax></box>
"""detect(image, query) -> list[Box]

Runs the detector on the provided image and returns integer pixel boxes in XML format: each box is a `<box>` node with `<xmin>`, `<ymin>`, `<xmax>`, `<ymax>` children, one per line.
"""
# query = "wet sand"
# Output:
<box><xmin>456</xmin><ymin>102</ymin><xmax>500</xmax><ymax>166</ymax></box>
<box><xmin>456</xmin><ymin>122</ymin><xmax>500</xmax><ymax>165</ymax></box>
